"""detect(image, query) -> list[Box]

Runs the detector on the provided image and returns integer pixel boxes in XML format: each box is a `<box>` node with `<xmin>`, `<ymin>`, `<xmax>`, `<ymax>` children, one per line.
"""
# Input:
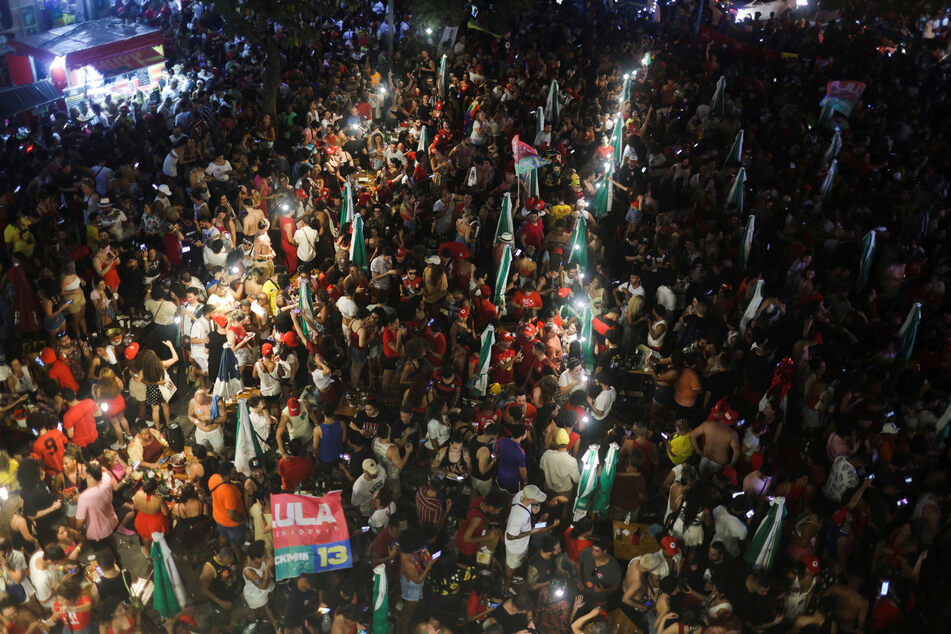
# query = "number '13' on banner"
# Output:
<box><xmin>270</xmin><ymin>491</ymin><xmax>354</xmax><ymax>579</ymax></box>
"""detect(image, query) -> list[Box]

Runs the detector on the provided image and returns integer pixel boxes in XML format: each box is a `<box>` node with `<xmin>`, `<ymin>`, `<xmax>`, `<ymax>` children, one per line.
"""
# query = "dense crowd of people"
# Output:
<box><xmin>2</xmin><ymin>0</ymin><xmax>951</xmax><ymax>632</ymax></box>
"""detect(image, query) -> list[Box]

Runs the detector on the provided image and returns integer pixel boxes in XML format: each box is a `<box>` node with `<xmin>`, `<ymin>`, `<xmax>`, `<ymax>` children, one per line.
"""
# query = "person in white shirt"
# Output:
<box><xmin>540</xmin><ymin>429</ymin><xmax>580</xmax><ymax>496</ymax></box>
<box><xmin>534</xmin><ymin>121</ymin><xmax>552</xmax><ymax>147</ymax></box>
<box><xmin>189</xmin><ymin>312</ymin><xmax>211</xmax><ymax>375</ymax></box>
<box><xmin>29</xmin><ymin>546</ymin><xmax>65</xmax><ymax>610</ymax></box>
<box><xmin>613</xmin><ymin>272</ymin><xmax>646</xmax><ymax>307</ymax></box>
<box><xmin>588</xmin><ymin>372</ymin><xmax>617</xmax><ymax>422</ymax></box>
<box><xmin>294</xmin><ymin>217</ymin><xmax>320</xmax><ymax>265</ymax></box>
<box><xmin>503</xmin><ymin>485</ymin><xmax>556</xmax><ymax>594</ymax></box>
<box><xmin>91</xmin><ymin>160</ymin><xmax>114</xmax><ymax>196</ymax></box>
<box><xmin>335</xmin><ymin>284</ymin><xmax>359</xmax><ymax>335</ymax></box>
<box><xmin>351</xmin><ymin>459</ymin><xmax>386</xmax><ymax>518</ymax></box>
<box><xmin>205</xmin><ymin>154</ymin><xmax>234</xmax><ymax>182</ymax></box>
<box><xmin>247</xmin><ymin>396</ymin><xmax>274</xmax><ymax>443</ymax></box>
<box><xmin>712</xmin><ymin>500</ymin><xmax>750</xmax><ymax>558</ymax></box>
<box><xmin>162</xmin><ymin>146</ymin><xmax>180</xmax><ymax>179</ymax></box>
<box><xmin>370</xmin><ymin>250</ymin><xmax>398</xmax><ymax>292</ymax></box>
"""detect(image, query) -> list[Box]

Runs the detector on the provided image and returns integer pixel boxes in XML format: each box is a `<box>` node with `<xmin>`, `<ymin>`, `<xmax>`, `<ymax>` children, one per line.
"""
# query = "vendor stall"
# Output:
<box><xmin>5</xmin><ymin>16</ymin><xmax>165</xmax><ymax>111</ymax></box>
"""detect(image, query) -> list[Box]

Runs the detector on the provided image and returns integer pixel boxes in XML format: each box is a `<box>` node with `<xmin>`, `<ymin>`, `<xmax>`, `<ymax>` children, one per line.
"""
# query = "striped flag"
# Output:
<box><xmin>821</xmin><ymin>159</ymin><xmax>838</xmax><ymax>200</ymax></box>
<box><xmin>856</xmin><ymin>230</ymin><xmax>876</xmax><ymax>290</ymax></box>
<box><xmin>740</xmin><ymin>215</ymin><xmax>755</xmax><ymax>270</ymax></box>
<box><xmin>572</xmin><ymin>445</ymin><xmax>600</xmax><ymax>521</ymax></box>
<box><xmin>725</xmin><ymin>129</ymin><xmax>744</xmax><ymax>165</ymax></box>
<box><xmin>235</xmin><ymin>398</ymin><xmax>263</xmax><ymax>477</ymax></box>
<box><xmin>526</xmin><ymin>166</ymin><xmax>540</xmax><ymax>199</ymax></box>
<box><xmin>897</xmin><ymin>303</ymin><xmax>921</xmax><ymax>362</ymax></box>
<box><xmin>150</xmin><ymin>533</ymin><xmax>186</xmax><ymax>618</ymax></box>
<box><xmin>610</xmin><ymin>114</ymin><xmax>624</xmax><ymax>165</ymax></box>
<box><xmin>824</xmin><ymin>130</ymin><xmax>842</xmax><ymax>164</ymax></box>
<box><xmin>493</xmin><ymin>193</ymin><xmax>514</xmax><ymax>244</ymax></box>
<box><xmin>417</xmin><ymin>125</ymin><xmax>429</xmax><ymax>154</ymax></box>
<box><xmin>298</xmin><ymin>278</ymin><xmax>315</xmax><ymax>339</ymax></box>
<box><xmin>620</xmin><ymin>73</ymin><xmax>632</xmax><ymax>105</ymax></box>
<box><xmin>592</xmin><ymin>160</ymin><xmax>613</xmax><ymax>219</ymax></box>
<box><xmin>372</xmin><ymin>564</ymin><xmax>391</xmax><ymax>633</ymax></box>
<box><xmin>739</xmin><ymin>279</ymin><xmax>764</xmax><ymax>334</ymax></box>
<box><xmin>568</xmin><ymin>214</ymin><xmax>588</xmax><ymax>270</ymax></box>
<box><xmin>545</xmin><ymin>79</ymin><xmax>560</xmax><ymax>127</ymax></box>
<box><xmin>474</xmin><ymin>325</ymin><xmax>496</xmax><ymax>397</ymax></box>
<box><xmin>535</xmin><ymin>107</ymin><xmax>545</xmax><ymax>141</ymax></box>
<box><xmin>579</xmin><ymin>303</ymin><xmax>594</xmax><ymax>370</ymax></box>
<box><xmin>744</xmin><ymin>496</ymin><xmax>787</xmax><ymax>572</ymax></box>
<box><xmin>349</xmin><ymin>213</ymin><xmax>369</xmax><ymax>272</ymax></box>
<box><xmin>711</xmin><ymin>75</ymin><xmax>726</xmax><ymax>118</ymax></box>
<box><xmin>493</xmin><ymin>244</ymin><xmax>512</xmax><ymax>308</ymax></box>
<box><xmin>437</xmin><ymin>54</ymin><xmax>449</xmax><ymax>98</ymax></box>
<box><xmin>725</xmin><ymin>167</ymin><xmax>746</xmax><ymax>214</ymax></box>
<box><xmin>591</xmin><ymin>442</ymin><xmax>620</xmax><ymax>514</ymax></box>
<box><xmin>339</xmin><ymin>180</ymin><xmax>354</xmax><ymax>235</ymax></box>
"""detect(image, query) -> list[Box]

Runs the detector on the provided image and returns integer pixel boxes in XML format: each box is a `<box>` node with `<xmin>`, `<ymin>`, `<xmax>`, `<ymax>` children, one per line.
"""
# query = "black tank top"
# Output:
<box><xmin>468</xmin><ymin>438</ymin><xmax>494</xmax><ymax>479</ymax></box>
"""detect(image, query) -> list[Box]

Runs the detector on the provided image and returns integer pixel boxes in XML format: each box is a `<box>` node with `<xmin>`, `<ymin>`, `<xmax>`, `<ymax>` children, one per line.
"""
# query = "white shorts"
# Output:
<box><xmin>195</xmin><ymin>426</ymin><xmax>225</xmax><ymax>454</ymax></box>
<box><xmin>505</xmin><ymin>548</ymin><xmax>527</xmax><ymax>570</ymax></box>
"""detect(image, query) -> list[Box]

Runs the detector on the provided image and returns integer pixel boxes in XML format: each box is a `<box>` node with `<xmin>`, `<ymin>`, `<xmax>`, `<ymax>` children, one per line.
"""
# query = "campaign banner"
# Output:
<box><xmin>820</xmin><ymin>80</ymin><xmax>866</xmax><ymax>118</ymax></box>
<box><xmin>271</xmin><ymin>492</ymin><xmax>353</xmax><ymax>580</ymax></box>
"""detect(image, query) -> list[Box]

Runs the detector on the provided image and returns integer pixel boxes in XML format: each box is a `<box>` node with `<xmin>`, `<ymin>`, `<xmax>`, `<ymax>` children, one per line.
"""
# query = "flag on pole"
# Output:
<box><xmin>610</xmin><ymin>115</ymin><xmax>624</xmax><ymax>165</ymax></box>
<box><xmin>339</xmin><ymin>180</ymin><xmax>354</xmax><ymax>234</ymax></box>
<box><xmin>513</xmin><ymin>135</ymin><xmax>550</xmax><ymax>176</ymax></box>
<box><xmin>150</xmin><ymin>533</ymin><xmax>186</xmax><ymax>618</ymax></box>
<box><xmin>298</xmin><ymin>278</ymin><xmax>315</xmax><ymax>339</ymax></box>
<box><xmin>493</xmin><ymin>193</ymin><xmax>514</xmax><ymax>244</ymax></box>
<box><xmin>417</xmin><ymin>125</ymin><xmax>429</xmax><ymax>154</ymax></box>
<box><xmin>535</xmin><ymin>107</ymin><xmax>545</xmax><ymax>142</ymax></box>
<box><xmin>739</xmin><ymin>279</ymin><xmax>764</xmax><ymax>334</ymax></box>
<box><xmin>740</xmin><ymin>215</ymin><xmax>755</xmax><ymax>270</ymax></box>
<box><xmin>349</xmin><ymin>213</ymin><xmax>369</xmax><ymax>272</ymax></box>
<box><xmin>437</xmin><ymin>55</ymin><xmax>448</xmax><ymax>98</ymax></box>
<box><xmin>235</xmin><ymin>398</ymin><xmax>264</xmax><ymax>477</ymax></box>
<box><xmin>579</xmin><ymin>303</ymin><xmax>594</xmax><ymax>370</ymax></box>
<box><xmin>591</xmin><ymin>442</ymin><xmax>620</xmax><ymax>514</ymax></box>
<box><xmin>818</xmin><ymin>102</ymin><xmax>835</xmax><ymax>127</ymax></box>
<box><xmin>725</xmin><ymin>129</ymin><xmax>744</xmax><ymax>165</ymax></box>
<box><xmin>474</xmin><ymin>325</ymin><xmax>496</xmax><ymax>397</ymax></box>
<box><xmin>897</xmin><ymin>303</ymin><xmax>921</xmax><ymax>362</ymax></box>
<box><xmin>211</xmin><ymin>343</ymin><xmax>242</xmax><ymax>418</ymax></box>
<box><xmin>824</xmin><ymin>130</ymin><xmax>842</xmax><ymax>164</ymax></box>
<box><xmin>711</xmin><ymin>75</ymin><xmax>726</xmax><ymax>118</ymax></box>
<box><xmin>526</xmin><ymin>167</ymin><xmax>540</xmax><ymax>199</ymax></box>
<box><xmin>620</xmin><ymin>73</ymin><xmax>632</xmax><ymax>105</ymax></box>
<box><xmin>724</xmin><ymin>167</ymin><xmax>746</xmax><ymax>214</ymax></box>
<box><xmin>744</xmin><ymin>496</ymin><xmax>787</xmax><ymax>573</ymax></box>
<box><xmin>592</xmin><ymin>162</ymin><xmax>614</xmax><ymax>219</ymax></box>
<box><xmin>545</xmin><ymin>79</ymin><xmax>560</xmax><ymax>127</ymax></box>
<box><xmin>493</xmin><ymin>244</ymin><xmax>512</xmax><ymax>307</ymax></box>
<box><xmin>372</xmin><ymin>564</ymin><xmax>391</xmax><ymax>634</ymax></box>
<box><xmin>572</xmin><ymin>445</ymin><xmax>600</xmax><ymax>521</ymax></box>
<box><xmin>568</xmin><ymin>214</ymin><xmax>588</xmax><ymax>270</ymax></box>
<box><xmin>856</xmin><ymin>230</ymin><xmax>876</xmax><ymax>290</ymax></box>
<box><xmin>821</xmin><ymin>159</ymin><xmax>838</xmax><ymax>200</ymax></box>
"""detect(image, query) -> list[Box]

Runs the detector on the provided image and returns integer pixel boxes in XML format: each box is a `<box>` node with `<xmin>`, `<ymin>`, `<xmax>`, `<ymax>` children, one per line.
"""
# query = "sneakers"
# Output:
<box><xmin>512</xmin><ymin>575</ymin><xmax>525</xmax><ymax>585</ymax></box>
<box><xmin>111</xmin><ymin>441</ymin><xmax>124</xmax><ymax>450</ymax></box>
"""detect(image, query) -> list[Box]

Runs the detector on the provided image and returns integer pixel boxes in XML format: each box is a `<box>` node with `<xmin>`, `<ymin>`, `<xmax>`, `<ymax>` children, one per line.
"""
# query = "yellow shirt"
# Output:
<box><xmin>666</xmin><ymin>434</ymin><xmax>694</xmax><ymax>465</ymax></box>
<box><xmin>3</xmin><ymin>221</ymin><xmax>35</xmax><ymax>257</ymax></box>
<box><xmin>263</xmin><ymin>279</ymin><xmax>280</xmax><ymax>316</ymax></box>
<box><xmin>549</xmin><ymin>204</ymin><xmax>573</xmax><ymax>226</ymax></box>
<box><xmin>0</xmin><ymin>457</ymin><xmax>19</xmax><ymax>488</ymax></box>
<box><xmin>86</xmin><ymin>224</ymin><xmax>102</xmax><ymax>251</ymax></box>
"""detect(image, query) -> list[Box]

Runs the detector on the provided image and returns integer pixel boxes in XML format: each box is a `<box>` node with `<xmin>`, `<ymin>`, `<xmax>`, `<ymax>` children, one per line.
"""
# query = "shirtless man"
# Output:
<box><xmin>688</xmin><ymin>409</ymin><xmax>740</xmax><ymax>479</ymax></box>
<box><xmin>821</xmin><ymin>575</ymin><xmax>868</xmax><ymax>634</ymax></box>
<box><xmin>242</xmin><ymin>195</ymin><xmax>266</xmax><ymax>238</ymax></box>
<box><xmin>189</xmin><ymin>388</ymin><xmax>225</xmax><ymax>454</ymax></box>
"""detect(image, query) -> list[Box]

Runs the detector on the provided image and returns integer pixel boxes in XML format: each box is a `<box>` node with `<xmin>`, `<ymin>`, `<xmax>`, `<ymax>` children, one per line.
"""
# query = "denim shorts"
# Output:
<box><xmin>349</xmin><ymin>345</ymin><xmax>368</xmax><ymax>363</ymax></box>
<box><xmin>653</xmin><ymin>383</ymin><xmax>674</xmax><ymax>406</ymax></box>
<box><xmin>401</xmin><ymin>576</ymin><xmax>424</xmax><ymax>601</ymax></box>
<box><xmin>216</xmin><ymin>521</ymin><xmax>245</xmax><ymax>547</ymax></box>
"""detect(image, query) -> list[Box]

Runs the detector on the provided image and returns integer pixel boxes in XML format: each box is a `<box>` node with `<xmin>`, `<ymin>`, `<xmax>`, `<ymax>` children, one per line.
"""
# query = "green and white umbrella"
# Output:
<box><xmin>535</xmin><ymin>106</ymin><xmax>545</xmax><ymax>141</ymax></box>
<box><xmin>568</xmin><ymin>213</ymin><xmax>588</xmax><ymax>270</ymax></box>
<box><xmin>591</xmin><ymin>442</ymin><xmax>620</xmax><ymax>515</ymax></box>
<box><xmin>437</xmin><ymin>54</ymin><xmax>449</xmax><ymax>98</ymax></box>
<box><xmin>298</xmin><ymin>277</ymin><xmax>315</xmax><ymax>339</ymax></box>
<box><xmin>620</xmin><ymin>73</ymin><xmax>632</xmax><ymax>105</ymax></box>
<box><xmin>744</xmin><ymin>496</ymin><xmax>787</xmax><ymax>573</ymax></box>
<box><xmin>349</xmin><ymin>213</ymin><xmax>369</xmax><ymax>272</ymax></box>
<box><xmin>493</xmin><ymin>192</ymin><xmax>514</xmax><ymax>244</ymax></box>
<box><xmin>897</xmin><ymin>303</ymin><xmax>921</xmax><ymax>362</ymax></box>
<box><xmin>610</xmin><ymin>114</ymin><xmax>624</xmax><ymax>165</ymax></box>
<box><xmin>339</xmin><ymin>180</ymin><xmax>355</xmax><ymax>235</ymax></box>
<box><xmin>235</xmin><ymin>398</ymin><xmax>263</xmax><ymax>476</ymax></box>
<box><xmin>821</xmin><ymin>159</ymin><xmax>838</xmax><ymax>200</ymax></box>
<box><xmin>526</xmin><ymin>166</ymin><xmax>540</xmax><ymax>199</ymax></box>
<box><xmin>572</xmin><ymin>444</ymin><xmax>600</xmax><ymax>521</ymax></box>
<box><xmin>739</xmin><ymin>279</ymin><xmax>764</xmax><ymax>334</ymax></box>
<box><xmin>592</xmin><ymin>161</ymin><xmax>614</xmax><ymax>219</ymax></box>
<box><xmin>579</xmin><ymin>302</ymin><xmax>594</xmax><ymax>370</ymax></box>
<box><xmin>150</xmin><ymin>533</ymin><xmax>186</xmax><ymax>618</ymax></box>
<box><xmin>856</xmin><ymin>230</ymin><xmax>876</xmax><ymax>290</ymax></box>
<box><xmin>545</xmin><ymin>79</ymin><xmax>560</xmax><ymax>127</ymax></box>
<box><xmin>493</xmin><ymin>244</ymin><xmax>513</xmax><ymax>309</ymax></box>
<box><xmin>711</xmin><ymin>75</ymin><xmax>726</xmax><ymax>118</ymax></box>
<box><xmin>824</xmin><ymin>130</ymin><xmax>842</xmax><ymax>164</ymax></box>
<box><xmin>724</xmin><ymin>167</ymin><xmax>746</xmax><ymax>214</ymax></box>
<box><xmin>725</xmin><ymin>129</ymin><xmax>744</xmax><ymax>165</ymax></box>
<box><xmin>372</xmin><ymin>563</ymin><xmax>391</xmax><ymax>633</ymax></box>
<box><xmin>740</xmin><ymin>214</ymin><xmax>755</xmax><ymax>271</ymax></box>
<box><xmin>417</xmin><ymin>125</ymin><xmax>429</xmax><ymax>154</ymax></box>
<box><xmin>818</xmin><ymin>102</ymin><xmax>835</xmax><ymax>128</ymax></box>
<box><xmin>474</xmin><ymin>325</ymin><xmax>496</xmax><ymax>397</ymax></box>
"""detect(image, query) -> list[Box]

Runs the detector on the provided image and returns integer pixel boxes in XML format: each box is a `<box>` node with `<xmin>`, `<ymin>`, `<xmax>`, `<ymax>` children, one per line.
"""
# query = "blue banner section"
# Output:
<box><xmin>274</xmin><ymin>540</ymin><xmax>353</xmax><ymax>579</ymax></box>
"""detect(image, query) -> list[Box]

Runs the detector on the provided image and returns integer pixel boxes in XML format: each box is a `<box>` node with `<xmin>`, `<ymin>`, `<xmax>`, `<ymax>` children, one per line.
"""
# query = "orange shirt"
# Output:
<box><xmin>208</xmin><ymin>473</ymin><xmax>244</xmax><ymax>527</ymax></box>
<box><xmin>33</xmin><ymin>429</ymin><xmax>69</xmax><ymax>474</ymax></box>
<box><xmin>674</xmin><ymin>368</ymin><xmax>702</xmax><ymax>407</ymax></box>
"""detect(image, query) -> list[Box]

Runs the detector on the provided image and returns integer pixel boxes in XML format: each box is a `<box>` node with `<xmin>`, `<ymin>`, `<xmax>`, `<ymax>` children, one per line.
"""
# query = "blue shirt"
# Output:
<box><xmin>496</xmin><ymin>437</ymin><xmax>526</xmax><ymax>491</ymax></box>
<box><xmin>317</xmin><ymin>420</ymin><xmax>344</xmax><ymax>464</ymax></box>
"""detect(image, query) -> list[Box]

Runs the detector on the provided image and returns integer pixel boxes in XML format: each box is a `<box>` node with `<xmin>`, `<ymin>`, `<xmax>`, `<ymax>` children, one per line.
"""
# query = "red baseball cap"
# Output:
<box><xmin>521</xmin><ymin>324</ymin><xmax>536</xmax><ymax>337</ymax></box>
<box><xmin>262</xmin><ymin>343</ymin><xmax>274</xmax><ymax>357</ymax></box>
<box><xmin>396</xmin><ymin>247</ymin><xmax>406</xmax><ymax>258</ymax></box>
<box><xmin>282</xmin><ymin>331</ymin><xmax>300</xmax><ymax>347</ymax></box>
<box><xmin>661</xmin><ymin>536</ymin><xmax>680</xmax><ymax>557</ymax></box>
<box><xmin>123</xmin><ymin>343</ymin><xmax>139</xmax><ymax>361</ymax></box>
<box><xmin>804</xmin><ymin>555</ymin><xmax>820</xmax><ymax>574</ymax></box>
<box><xmin>534</xmin><ymin>199</ymin><xmax>546</xmax><ymax>211</ymax></box>
<box><xmin>500</xmin><ymin>331</ymin><xmax>516</xmax><ymax>342</ymax></box>
<box><xmin>721</xmin><ymin>467</ymin><xmax>738</xmax><ymax>485</ymax></box>
<box><xmin>287</xmin><ymin>398</ymin><xmax>301</xmax><ymax>416</ymax></box>
<box><xmin>296</xmin><ymin>188</ymin><xmax>308</xmax><ymax>199</ymax></box>
<box><xmin>526</xmin><ymin>197</ymin><xmax>537</xmax><ymax>208</ymax></box>
<box><xmin>557</xmin><ymin>287</ymin><xmax>572</xmax><ymax>299</ymax></box>
<box><xmin>458</xmin><ymin>307</ymin><xmax>470</xmax><ymax>319</ymax></box>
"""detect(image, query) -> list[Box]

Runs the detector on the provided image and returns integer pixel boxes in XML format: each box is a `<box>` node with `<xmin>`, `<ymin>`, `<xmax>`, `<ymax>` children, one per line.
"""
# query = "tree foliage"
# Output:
<box><xmin>409</xmin><ymin>0</ymin><xmax>533</xmax><ymax>36</ymax></box>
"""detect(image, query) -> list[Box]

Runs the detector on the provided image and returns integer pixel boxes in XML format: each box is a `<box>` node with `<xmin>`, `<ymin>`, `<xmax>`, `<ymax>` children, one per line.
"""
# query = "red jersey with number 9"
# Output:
<box><xmin>33</xmin><ymin>429</ymin><xmax>69</xmax><ymax>475</ymax></box>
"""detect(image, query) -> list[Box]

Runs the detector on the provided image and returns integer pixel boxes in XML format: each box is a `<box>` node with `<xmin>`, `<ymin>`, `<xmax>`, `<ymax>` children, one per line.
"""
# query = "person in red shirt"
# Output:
<box><xmin>370</xmin><ymin>512</ymin><xmax>408</xmax><ymax>586</ymax></box>
<box><xmin>62</xmin><ymin>388</ymin><xmax>101</xmax><ymax>459</ymax></box>
<box><xmin>381</xmin><ymin>314</ymin><xmax>404</xmax><ymax>405</ymax></box>
<box><xmin>455</xmin><ymin>491</ymin><xmax>506</xmax><ymax>569</ymax></box>
<box><xmin>278</xmin><ymin>438</ymin><xmax>315</xmax><ymax>491</ymax></box>
<box><xmin>31</xmin><ymin>411</ymin><xmax>69</xmax><ymax>477</ymax></box>
<box><xmin>514</xmin><ymin>324</ymin><xmax>539</xmax><ymax>384</ymax></box>
<box><xmin>505</xmin><ymin>389</ymin><xmax>538</xmax><ymax>429</ymax></box>
<box><xmin>474</xmin><ymin>398</ymin><xmax>503</xmax><ymax>434</ymax></box>
<box><xmin>490</xmin><ymin>331</ymin><xmax>518</xmax><ymax>385</ymax></box>
<box><xmin>50</xmin><ymin>578</ymin><xmax>94</xmax><ymax>633</ymax></box>
<box><xmin>425</xmin><ymin>321</ymin><xmax>447</xmax><ymax>368</ymax></box>
<box><xmin>39</xmin><ymin>347</ymin><xmax>79</xmax><ymax>392</ymax></box>
<box><xmin>509</xmin><ymin>280</ymin><xmax>543</xmax><ymax>322</ymax></box>
<box><xmin>519</xmin><ymin>207</ymin><xmax>545</xmax><ymax>254</ymax></box>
